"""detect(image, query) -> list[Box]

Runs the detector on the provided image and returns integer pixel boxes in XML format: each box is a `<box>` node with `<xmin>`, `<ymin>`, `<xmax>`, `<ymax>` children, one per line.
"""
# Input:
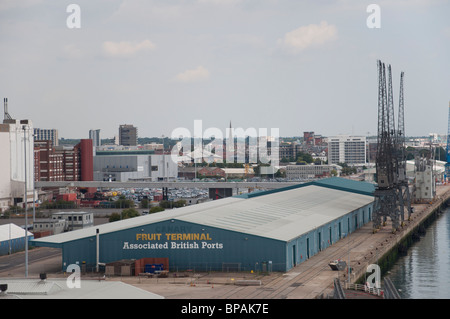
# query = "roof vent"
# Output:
<box><xmin>0</xmin><ymin>284</ymin><xmax>7</xmax><ymax>295</ymax></box>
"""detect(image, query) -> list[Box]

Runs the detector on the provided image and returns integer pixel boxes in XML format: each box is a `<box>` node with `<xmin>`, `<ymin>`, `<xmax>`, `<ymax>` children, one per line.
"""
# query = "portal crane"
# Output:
<box><xmin>445</xmin><ymin>102</ymin><xmax>450</xmax><ymax>183</ymax></box>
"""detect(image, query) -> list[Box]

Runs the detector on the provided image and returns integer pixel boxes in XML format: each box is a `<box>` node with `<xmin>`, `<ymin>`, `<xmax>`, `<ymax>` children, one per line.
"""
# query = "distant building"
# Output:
<box><xmin>89</xmin><ymin>129</ymin><xmax>101</xmax><ymax>148</ymax></box>
<box><xmin>93</xmin><ymin>154</ymin><xmax>177</xmax><ymax>182</ymax></box>
<box><xmin>51</xmin><ymin>211</ymin><xmax>94</xmax><ymax>231</ymax></box>
<box><xmin>198</xmin><ymin>167</ymin><xmax>225</xmax><ymax>178</ymax></box>
<box><xmin>303</xmin><ymin>131</ymin><xmax>315</xmax><ymax>145</ymax></box>
<box><xmin>327</xmin><ymin>135</ymin><xmax>366</xmax><ymax>165</ymax></box>
<box><xmin>34</xmin><ymin>128</ymin><xmax>58</xmax><ymax>147</ymax></box>
<box><xmin>32</xmin><ymin>219</ymin><xmax>66</xmax><ymax>237</ymax></box>
<box><xmin>286</xmin><ymin>164</ymin><xmax>334</xmax><ymax>180</ymax></box>
<box><xmin>34</xmin><ymin>139</ymin><xmax>93</xmax><ymax>183</ymax></box>
<box><xmin>119</xmin><ymin>124</ymin><xmax>137</xmax><ymax>146</ymax></box>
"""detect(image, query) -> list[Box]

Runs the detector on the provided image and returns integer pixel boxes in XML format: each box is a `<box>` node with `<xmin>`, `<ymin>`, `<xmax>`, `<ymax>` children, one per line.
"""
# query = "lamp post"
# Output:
<box><xmin>23</xmin><ymin>125</ymin><xmax>29</xmax><ymax>278</ymax></box>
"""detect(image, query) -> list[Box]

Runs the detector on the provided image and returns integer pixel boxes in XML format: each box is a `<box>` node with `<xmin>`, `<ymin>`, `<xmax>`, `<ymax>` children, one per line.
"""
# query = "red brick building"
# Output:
<box><xmin>34</xmin><ymin>139</ymin><xmax>93</xmax><ymax>182</ymax></box>
<box><xmin>197</xmin><ymin>167</ymin><xmax>225</xmax><ymax>178</ymax></box>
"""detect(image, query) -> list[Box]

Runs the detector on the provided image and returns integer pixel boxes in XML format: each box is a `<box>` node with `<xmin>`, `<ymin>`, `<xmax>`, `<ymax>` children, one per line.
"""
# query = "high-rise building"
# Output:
<box><xmin>327</xmin><ymin>135</ymin><xmax>367</xmax><ymax>165</ymax></box>
<box><xmin>119</xmin><ymin>124</ymin><xmax>137</xmax><ymax>146</ymax></box>
<box><xmin>89</xmin><ymin>129</ymin><xmax>101</xmax><ymax>148</ymax></box>
<box><xmin>34</xmin><ymin>128</ymin><xmax>58</xmax><ymax>147</ymax></box>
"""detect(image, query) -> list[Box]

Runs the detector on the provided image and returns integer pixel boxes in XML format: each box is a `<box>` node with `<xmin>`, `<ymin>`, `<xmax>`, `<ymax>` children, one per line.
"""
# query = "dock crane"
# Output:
<box><xmin>445</xmin><ymin>102</ymin><xmax>450</xmax><ymax>183</ymax></box>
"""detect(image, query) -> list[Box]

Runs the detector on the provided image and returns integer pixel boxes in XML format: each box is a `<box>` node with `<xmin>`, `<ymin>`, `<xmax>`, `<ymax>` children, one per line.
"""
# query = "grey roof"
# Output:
<box><xmin>178</xmin><ymin>185</ymin><xmax>372</xmax><ymax>241</ymax></box>
<box><xmin>0</xmin><ymin>278</ymin><xmax>163</xmax><ymax>299</ymax></box>
<box><xmin>32</xmin><ymin>180</ymin><xmax>373</xmax><ymax>245</ymax></box>
<box><xmin>0</xmin><ymin>223</ymin><xmax>34</xmax><ymax>242</ymax></box>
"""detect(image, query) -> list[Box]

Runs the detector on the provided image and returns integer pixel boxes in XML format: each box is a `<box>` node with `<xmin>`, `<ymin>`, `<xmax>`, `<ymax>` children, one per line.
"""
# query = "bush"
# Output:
<box><xmin>150</xmin><ymin>206</ymin><xmax>165</xmax><ymax>214</ymax></box>
<box><xmin>108</xmin><ymin>208</ymin><xmax>140</xmax><ymax>222</ymax></box>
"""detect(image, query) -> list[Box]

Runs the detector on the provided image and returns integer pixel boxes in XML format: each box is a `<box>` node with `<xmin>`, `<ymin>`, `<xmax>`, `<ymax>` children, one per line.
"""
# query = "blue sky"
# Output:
<box><xmin>0</xmin><ymin>0</ymin><xmax>449</xmax><ymax>139</ymax></box>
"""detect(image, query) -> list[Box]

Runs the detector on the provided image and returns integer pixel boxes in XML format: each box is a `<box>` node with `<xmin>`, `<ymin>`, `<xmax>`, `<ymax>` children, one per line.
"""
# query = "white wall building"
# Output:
<box><xmin>52</xmin><ymin>211</ymin><xmax>94</xmax><ymax>231</ymax></box>
<box><xmin>0</xmin><ymin>119</ymin><xmax>34</xmax><ymax>212</ymax></box>
<box><xmin>328</xmin><ymin>135</ymin><xmax>367</xmax><ymax>165</ymax></box>
<box><xmin>286</xmin><ymin>164</ymin><xmax>334</xmax><ymax>180</ymax></box>
<box><xmin>93</xmin><ymin>154</ymin><xmax>178</xmax><ymax>182</ymax></box>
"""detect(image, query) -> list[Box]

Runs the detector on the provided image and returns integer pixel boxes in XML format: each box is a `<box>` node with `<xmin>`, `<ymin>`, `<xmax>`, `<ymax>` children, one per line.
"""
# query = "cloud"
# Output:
<box><xmin>102</xmin><ymin>39</ymin><xmax>156</xmax><ymax>58</ymax></box>
<box><xmin>174</xmin><ymin>66</ymin><xmax>210</xmax><ymax>83</ymax></box>
<box><xmin>61</xmin><ymin>44</ymin><xmax>84</xmax><ymax>59</ymax></box>
<box><xmin>277</xmin><ymin>21</ymin><xmax>337</xmax><ymax>54</ymax></box>
<box><xmin>197</xmin><ymin>0</ymin><xmax>242</xmax><ymax>5</ymax></box>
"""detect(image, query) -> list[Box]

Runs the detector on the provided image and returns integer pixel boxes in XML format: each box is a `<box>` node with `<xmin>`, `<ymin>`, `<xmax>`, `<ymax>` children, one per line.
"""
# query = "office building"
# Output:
<box><xmin>286</xmin><ymin>164</ymin><xmax>334</xmax><ymax>180</ymax></box>
<box><xmin>327</xmin><ymin>135</ymin><xmax>367</xmax><ymax>165</ymax></box>
<box><xmin>119</xmin><ymin>124</ymin><xmax>137</xmax><ymax>146</ymax></box>
<box><xmin>34</xmin><ymin>139</ymin><xmax>93</xmax><ymax>183</ymax></box>
<box><xmin>34</xmin><ymin>128</ymin><xmax>58</xmax><ymax>147</ymax></box>
<box><xmin>89</xmin><ymin>129</ymin><xmax>101</xmax><ymax>148</ymax></box>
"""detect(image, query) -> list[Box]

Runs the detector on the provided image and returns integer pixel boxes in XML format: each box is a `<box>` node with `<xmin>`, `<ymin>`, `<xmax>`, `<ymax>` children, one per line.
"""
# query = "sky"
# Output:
<box><xmin>0</xmin><ymin>0</ymin><xmax>449</xmax><ymax>140</ymax></box>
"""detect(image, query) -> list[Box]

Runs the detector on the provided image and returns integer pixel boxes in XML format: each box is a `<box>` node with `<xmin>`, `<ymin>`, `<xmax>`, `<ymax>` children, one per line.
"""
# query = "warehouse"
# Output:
<box><xmin>1</xmin><ymin>223</ymin><xmax>34</xmax><ymax>256</ymax></box>
<box><xmin>31</xmin><ymin>177</ymin><xmax>375</xmax><ymax>273</ymax></box>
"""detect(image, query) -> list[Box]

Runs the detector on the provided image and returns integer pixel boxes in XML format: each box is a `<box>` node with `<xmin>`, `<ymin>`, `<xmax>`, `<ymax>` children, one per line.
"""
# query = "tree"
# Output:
<box><xmin>122</xmin><ymin>208</ymin><xmax>139</xmax><ymax>219</ymax></box>
<box><xmin>108</xmin><ymin>208</ymin><xmax>139</xmax><ymax>222</ymax></box>
<box><xmin>140</xmin><ymin>198</ymin><xmax>149</xmax><ymax>209</ymax></box>
<box><xmin>296</xmin><ymin>151</ymin><xmax>313</xmax><ymax>164</ymax></box>
<box><xmin>114</xmin><ymin>197</ymin><xmax>134</xmax><ymax>209</ymax></box>
<box><xmin>150</xmin><ymin>206</ymin><xmax>165</xmax><ymax>214</ymax></box>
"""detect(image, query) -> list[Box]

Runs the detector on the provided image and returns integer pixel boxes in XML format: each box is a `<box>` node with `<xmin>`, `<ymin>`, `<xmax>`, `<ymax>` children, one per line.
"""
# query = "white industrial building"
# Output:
<box><xmin>0</xmin><ymin>112</ymin><xmax>35</xmax><ymax>213</ymax></box>
<box><xmin>328</xmin><ymin>135</ymin><xmax>367</xmax><ymax>165</ymax></box>
<box><xmin>93</xmin><ymin>154</ymin><xmax>178</xmax><ymax>182</ymax></box>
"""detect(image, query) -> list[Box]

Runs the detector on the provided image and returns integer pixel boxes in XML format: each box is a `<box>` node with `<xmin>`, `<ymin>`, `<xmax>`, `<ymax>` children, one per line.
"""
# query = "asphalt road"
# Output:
<box><xmin>0</xmin><ymin>247</ymin><xmax>62</xmax><ymax>277</ymax></box>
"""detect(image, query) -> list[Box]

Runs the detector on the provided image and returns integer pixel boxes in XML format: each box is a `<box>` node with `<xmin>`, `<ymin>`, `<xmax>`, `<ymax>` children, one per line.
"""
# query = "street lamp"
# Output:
<box><xmin>22</xmin><ymin>125</ymin><xmax>29</xmax><ymax>278</ymax></box>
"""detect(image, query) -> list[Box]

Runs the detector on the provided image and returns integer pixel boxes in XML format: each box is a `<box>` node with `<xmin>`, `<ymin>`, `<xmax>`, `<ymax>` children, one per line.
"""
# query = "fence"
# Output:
<box><xmin>344</xmin><ymin>282</ymin><xmax>384</xmax><ymax>297</ymax></box>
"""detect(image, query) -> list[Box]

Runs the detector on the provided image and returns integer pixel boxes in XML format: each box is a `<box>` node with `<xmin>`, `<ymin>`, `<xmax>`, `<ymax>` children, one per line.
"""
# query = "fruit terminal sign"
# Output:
<box><xmin>122</xmin><ymin>232</ymin><xmax>224</xmax><ymax>250</ymax></box>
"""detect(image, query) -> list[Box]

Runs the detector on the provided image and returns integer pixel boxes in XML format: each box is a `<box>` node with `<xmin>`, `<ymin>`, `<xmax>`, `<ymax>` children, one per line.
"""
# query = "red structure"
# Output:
<box><xmin>76</xmin><ymin>139</ymin><xmax>93</xmax><ymax>181</ymax></box>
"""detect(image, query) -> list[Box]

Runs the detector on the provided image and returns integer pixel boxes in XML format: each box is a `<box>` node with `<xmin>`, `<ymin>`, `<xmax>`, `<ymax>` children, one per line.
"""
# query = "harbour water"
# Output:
<box><xmin>384</xmin><ymin>208</ymin><xmax>450</xmax><ymax>299</ymax></box>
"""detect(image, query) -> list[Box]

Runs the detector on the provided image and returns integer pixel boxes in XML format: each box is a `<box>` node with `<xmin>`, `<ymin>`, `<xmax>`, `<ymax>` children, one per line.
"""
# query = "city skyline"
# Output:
<box><xmin>1</xmin><ymin>1</ymin><xmax>449</xmax><ymax>139</ymax></box>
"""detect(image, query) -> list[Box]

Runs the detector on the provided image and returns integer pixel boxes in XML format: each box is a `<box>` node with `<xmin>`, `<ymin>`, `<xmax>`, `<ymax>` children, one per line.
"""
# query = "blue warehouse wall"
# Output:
<box><xmin>1</xmin><ymin>237</ymin><xmax>34</xmax><ymax>256</ymax></box>
<box><xmin>60</xmin><ymin>219</ymin><xmax>288</xmax><ymax>272</ymax></box>
<box><xmin>285</xmin><ymin>202</ymin><xmax>374</xmax><ymax>270</ymax></box>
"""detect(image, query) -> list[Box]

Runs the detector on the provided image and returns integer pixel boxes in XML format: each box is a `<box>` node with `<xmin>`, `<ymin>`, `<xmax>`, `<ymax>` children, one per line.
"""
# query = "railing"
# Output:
<box><xmin>344</xmin><ymin>282</ymin><xmax>384</xmax><ymax>297</ymax></box>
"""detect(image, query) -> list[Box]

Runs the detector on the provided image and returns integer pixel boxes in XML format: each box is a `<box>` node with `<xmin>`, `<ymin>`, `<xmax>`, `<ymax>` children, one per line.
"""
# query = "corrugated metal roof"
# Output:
<box><xmin>0</xmin><ymin>223</ymin><xmax>34</xmax><ymax>242</ymax></box>
<box><xmin>32</xmin><ymin>179</ymin><xmax>373</xmax><ymax>245</ymax></box>
<box><xmin>179</xmin><ymin>185</ymin><xmax>372</xmax><ymax>241</ymax></box>
<box><xmin>236</xmin><ymin>177</ymin><xmax>375</xmax><ymax>199</ymax></box>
